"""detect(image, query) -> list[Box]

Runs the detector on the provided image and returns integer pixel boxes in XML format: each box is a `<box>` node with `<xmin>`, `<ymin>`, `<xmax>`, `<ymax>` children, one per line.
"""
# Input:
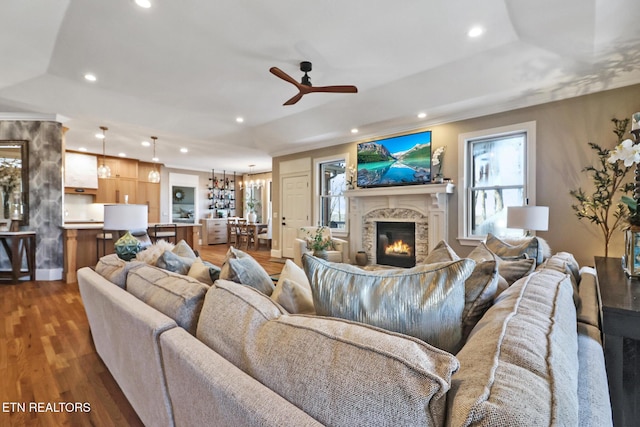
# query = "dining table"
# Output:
<box><xmin>227</xmin><ymin>220</ymin><xmax>266</xmax><ymax>250</ymax></box>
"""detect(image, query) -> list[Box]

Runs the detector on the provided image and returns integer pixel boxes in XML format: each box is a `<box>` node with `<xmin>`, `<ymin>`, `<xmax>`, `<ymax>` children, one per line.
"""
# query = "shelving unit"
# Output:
<box><xmin>208</xmin><ymin>170</ymin><xmax>236</xmax><ymax>218</ymax></box>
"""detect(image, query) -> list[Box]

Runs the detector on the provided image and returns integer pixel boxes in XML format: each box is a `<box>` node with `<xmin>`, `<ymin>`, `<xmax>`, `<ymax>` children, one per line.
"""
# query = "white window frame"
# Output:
<box><xmin>457</xmin><ymin>121</ymin><xmax>536</xmax><ymax>246</ymax></box>
<box><xmin>313</xmin><ymin>153</ymin><xmax>350</xmax><ymax>237</ymax></box>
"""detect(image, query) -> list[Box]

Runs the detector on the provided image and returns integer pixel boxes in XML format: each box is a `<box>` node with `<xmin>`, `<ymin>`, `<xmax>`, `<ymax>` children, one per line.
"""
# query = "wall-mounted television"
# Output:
<box><xmin>357</xmin><ymin>130</ymin><xmax>432</xmax><ymax>188</ymax></box>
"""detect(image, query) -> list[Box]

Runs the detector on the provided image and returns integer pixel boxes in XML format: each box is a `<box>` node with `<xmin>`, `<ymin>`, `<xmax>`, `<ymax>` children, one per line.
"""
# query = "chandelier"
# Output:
<box><xmin>242</xmin><ymin>164</ymin><xmax>264</xmax><ymax>190</ymax></box>
<box><xmin>97</xmin><ymin>126</ymin><xmax>111</xmax><ymax>179</ymax></box>
<box><xmin>148</xmin><ymin>136</ymin><xmax>160</xmax><ymax>183</ymax></box>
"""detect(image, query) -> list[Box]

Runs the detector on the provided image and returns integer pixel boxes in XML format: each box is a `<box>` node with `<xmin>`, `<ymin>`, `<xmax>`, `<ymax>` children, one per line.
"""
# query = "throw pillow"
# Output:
<box><xmin>469</xmin><ymin>242</ymin><xmax>535</xmax><ymax>289</ymax></box>
<box><xmin>136</xmin><ymin>240</ymin><xmax>175</xmax><ymax>265</ymax></box>
<box><xmin>485</xmin><ymin>233</ymin><xmax>550</xmax><ymax>265</ymax></box>
<box><xmin>221</xmin><ymin>254</ymin><xmax>275</xmax><ymax>296</ymax></box>
<box><xmin>424</xmin><ymin>240</ymin><xmax>460</xmax><ymax>263</ymax></box>
<box><xmin>278</xmin><ymin>259</ymin><xmax>312</xmax><ymax>293</ymax></box>
<box><xmin>303</xmin><ymin>254</ymin><xmax>475</xmax><ymax>353</ymax></box>
<box><xmin>270</xmin><ymin>278</ymin><xmax>315</xmax><ymax>314</ymax></box>
<box><xmin>173</xmin><ymin>239</ymin><xmax>197</xmax><ymax>259</ymax></box>
<box><xmin>425</xmin><ymin>240</ymin><xmax>499</xmax><ymax>342</ymax></box>
<box><xmin>188</xmin><ymin>259</ymin><xmax>221</xmax><ymax>285</ymax></box>
<box><xmin>156</xmin><ymin>250</ymin><xmax>196</xmax><ymax>275</ymax></box>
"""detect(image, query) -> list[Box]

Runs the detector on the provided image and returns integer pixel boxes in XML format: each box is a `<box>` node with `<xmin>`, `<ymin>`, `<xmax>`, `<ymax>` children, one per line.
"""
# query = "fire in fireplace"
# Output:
<box><xmin>376</xmin><ymin>221</ymin><xmax>416</xmax><ymax>268</ymax></box>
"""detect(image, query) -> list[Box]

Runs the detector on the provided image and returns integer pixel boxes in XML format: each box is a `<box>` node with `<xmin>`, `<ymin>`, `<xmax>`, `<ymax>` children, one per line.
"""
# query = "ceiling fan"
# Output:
<box><xmin>270</xmin><ymin>61</ymin><xmax>358</xmax><ymax>106</ymax></box>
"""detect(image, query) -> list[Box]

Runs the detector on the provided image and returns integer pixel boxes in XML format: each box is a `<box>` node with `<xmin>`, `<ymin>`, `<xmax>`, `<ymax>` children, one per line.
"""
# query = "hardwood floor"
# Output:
<box><xmin>0</xmin><ymin>244</ymin><xmax>285</xmax><ymax>426</ymax></box>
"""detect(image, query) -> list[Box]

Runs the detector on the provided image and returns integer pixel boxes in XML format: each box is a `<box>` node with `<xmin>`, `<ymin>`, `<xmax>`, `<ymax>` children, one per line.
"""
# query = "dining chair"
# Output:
<box><xmin>236</xmin><ymin>219</ymin><xmax>251</xmax><ymax>250</ymax></box>
<box><xmin>227</xmin><ymin>217</ymin><xmax>239</xmax><ymax>245</ymax></box>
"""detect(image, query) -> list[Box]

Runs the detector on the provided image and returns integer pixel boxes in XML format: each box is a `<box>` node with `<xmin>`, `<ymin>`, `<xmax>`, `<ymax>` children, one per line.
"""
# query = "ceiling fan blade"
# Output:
<box><xmin>309</xmin><ymin>85</ymin><xmax>358</xmax><ymax>94</ymax></box>
<box><xmin>269</xmin><ymin>67</ymin><xmax>301</xmax><ymax>88</ymax></box>
<box><xmin>283</xmin><ymin>92</ymin><xmax>305</xmax><ymax>106</ymax></box>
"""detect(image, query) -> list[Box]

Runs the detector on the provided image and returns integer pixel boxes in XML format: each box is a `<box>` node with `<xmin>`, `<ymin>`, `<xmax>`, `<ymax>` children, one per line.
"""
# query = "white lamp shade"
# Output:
<box><xmin>104</xmin><ymin>204</ymin><xmax>148</xmax><ymax>231</ymax></box>
<box><xmin>507</xmin><ymin>206</ymin><xmax>549</xmax><ymax>231</ymax></box>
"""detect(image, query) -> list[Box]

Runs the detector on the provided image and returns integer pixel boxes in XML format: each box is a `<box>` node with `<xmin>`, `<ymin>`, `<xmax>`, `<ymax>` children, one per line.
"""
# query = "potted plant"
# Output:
<box><xmin>302</xmin><ymin>226</ymin><xmax>334</xmax><ymax>259</ymax></box>
<box><xmin>246</xmin><ymin>196</ymin><xmax>260</xmax><ymax>223</ymax></box>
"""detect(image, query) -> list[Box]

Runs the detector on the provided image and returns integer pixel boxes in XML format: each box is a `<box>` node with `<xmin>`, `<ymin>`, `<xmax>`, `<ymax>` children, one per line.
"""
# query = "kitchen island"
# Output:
<box><xmin>62</xmin><ymin>222</ymin><xmax>201</xmax><ymax>284</ymax></box>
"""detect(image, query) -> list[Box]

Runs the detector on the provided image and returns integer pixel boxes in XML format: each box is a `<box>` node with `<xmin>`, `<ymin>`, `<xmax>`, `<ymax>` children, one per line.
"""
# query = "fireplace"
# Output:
<box><xmin>376</xmin><ymin>221</ymin><xmax>416</xmax><ymax>268</ymax></box>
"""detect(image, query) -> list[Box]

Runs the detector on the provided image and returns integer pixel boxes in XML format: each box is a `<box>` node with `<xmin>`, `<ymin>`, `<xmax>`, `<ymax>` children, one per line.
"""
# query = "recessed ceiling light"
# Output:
<box><xmin>118</xmin><ymin>153</ymin><xmax>127</xmax><ymax>157</ymax></box>
<box><xmin>135</xmin><ymin>0</ymin><xmax>151</xmax><ymax>8</ymax></box>
<box><xmin>417</xmin><ymin>112</ymin><xmax>427</xmax><ymax>119</ymax></box>
<box><xmin>236</xmin><ymin>117</ymin><xmax>244</xmax><ymax>123</ymax></box>
<box><xmin>141</xmin><ymin>140</ymin><xmax>151</xmax><ymax>147</ymax></box>
<box><xmin>152</xmin><ymin>156</ymin><xmax>159</xmax><ymax>162</ymax></box>
<box><xmin>468</xmin><ymin>26</ymin><xmax>484</xmax><ymax>38</ymax></box>
<box><xmin>84</xmin><ymin>73</ymin><xmax>97</xmax><ymax>82</ymax></box>
<box><xmin>95</xmin><ymin>132</ymin><xmax>105</xmax><ymax>139</ymax></box>
<box><xmin>351</xmin><ymin>128</ymin><xmax>359</xmax><ymax>134</ymax></box>
<box><xmin>78</xmin><ymin>147</ymin><xmax>87</xmax><ymax>152</ymax></box>
<box><xmin>180</xmin><ymin>148</ymin><xmax>188</xmax><ymax>153</ymax></box>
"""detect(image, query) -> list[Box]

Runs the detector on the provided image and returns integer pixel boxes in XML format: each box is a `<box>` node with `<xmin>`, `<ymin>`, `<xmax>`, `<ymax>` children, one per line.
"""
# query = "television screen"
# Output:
<box><xmin>357</xmin><ymin>130</ymin><xmax>432</xmax><ymax>188</ymax></box>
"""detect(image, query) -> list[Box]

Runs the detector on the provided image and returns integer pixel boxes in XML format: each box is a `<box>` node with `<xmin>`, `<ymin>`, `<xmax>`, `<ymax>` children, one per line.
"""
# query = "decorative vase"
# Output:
<box><xmin>355</xmin><ymin>251</ymin><xmax>368</xmax><ymax>266</ymax></box>
<box><xmin>623</xmin><ymin>226</ymin><xmax>640</xmax><ymax>277</ymax></box>
<box><xmin>313</xmin><ymin>250</ymin><xmax>329</xmax><ymax>260</ymax></box>
<box><xmin>114</xmin><ymin>231</ymin><xmax>141</xmax><ymax>261</ymax></box>
<box><xmin>248</xmin><ymin>211</ymin><xmax>257</xmax><ymax>223</ymax></box>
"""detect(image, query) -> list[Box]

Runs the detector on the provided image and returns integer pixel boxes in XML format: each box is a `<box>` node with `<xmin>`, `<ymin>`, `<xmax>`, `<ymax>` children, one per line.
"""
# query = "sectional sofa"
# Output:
<box><xmin>77</xmin><ymin>238</ymin><xmax>613</xmax><ymax>426</ymax></box>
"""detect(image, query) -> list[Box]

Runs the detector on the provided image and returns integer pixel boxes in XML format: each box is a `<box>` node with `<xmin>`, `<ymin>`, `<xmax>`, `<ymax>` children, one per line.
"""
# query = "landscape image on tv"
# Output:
<box><xmin>357</xmin><ymin>130</ymin><xmax>432</xmax><ymax>188</ymax></box>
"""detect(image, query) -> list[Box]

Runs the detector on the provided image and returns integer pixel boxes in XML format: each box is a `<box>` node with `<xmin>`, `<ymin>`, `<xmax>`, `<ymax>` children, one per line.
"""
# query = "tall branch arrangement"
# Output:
<box><xmin>570</xmin><ymin>118</ymin><xmax>633</xmax><ymax>257</ymax></box>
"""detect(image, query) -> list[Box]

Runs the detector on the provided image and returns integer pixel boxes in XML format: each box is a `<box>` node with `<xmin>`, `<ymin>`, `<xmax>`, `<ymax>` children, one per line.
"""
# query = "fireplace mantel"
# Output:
<box><xmin>345</xmin><ymin>182</ymin><xmax>454</xmax><ymax>210</ymax></box>
<box><xmin>346</xmin><ymin>182</ymin><xmax>455</xmax><ymax>264</ymax></box>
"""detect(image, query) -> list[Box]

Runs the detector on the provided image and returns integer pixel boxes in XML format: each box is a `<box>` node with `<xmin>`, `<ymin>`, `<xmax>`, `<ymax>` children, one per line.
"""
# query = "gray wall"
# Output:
<box><xmin>0</xmin><ymin>120</ymin><xmax>63</xmax><ymax>279</ymax></box>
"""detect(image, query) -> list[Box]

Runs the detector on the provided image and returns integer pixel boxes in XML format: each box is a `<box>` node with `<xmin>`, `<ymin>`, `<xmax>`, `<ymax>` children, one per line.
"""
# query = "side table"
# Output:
<box><xmin>594</xmin><ymin>256</ymin><xmax>640</xmax><ymax>427</ymax></box>
<box><xmin>0</xmin><ymin>231</ymin><xmax>36</xmax><ymax>284</ymax></box>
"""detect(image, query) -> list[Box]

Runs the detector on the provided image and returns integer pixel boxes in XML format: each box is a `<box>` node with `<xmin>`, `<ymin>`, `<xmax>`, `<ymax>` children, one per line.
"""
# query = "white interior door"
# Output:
<box><xmin>281</xmin><ymin>174</ymin><xmax>310</xmax><ymax>259</ymax></box>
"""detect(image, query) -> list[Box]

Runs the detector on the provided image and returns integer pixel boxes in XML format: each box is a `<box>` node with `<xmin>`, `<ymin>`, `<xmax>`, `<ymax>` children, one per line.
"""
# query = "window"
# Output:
<box><xmin>458</xmin><ymin>122</ymin><xmax>536</xmax><ymax>245</ymax></box>
<box><xmin>316</xmin><ymin>156</ymin><xmax>348</xmax><ymax>233</ymax></box>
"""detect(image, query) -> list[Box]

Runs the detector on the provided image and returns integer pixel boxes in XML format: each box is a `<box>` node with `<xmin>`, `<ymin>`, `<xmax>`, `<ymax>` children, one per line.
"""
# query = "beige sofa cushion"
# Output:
<box><xmin>303</xmin><ymin>255</ymin><xmax>474</xmax><ymax>353</ymax></box>
<box><xmin>197</xmin><ymin>279</ymin><xmax>459</xmax><ymax>427</ymax></box>
<box><xmin>448</xmin><ymin>269</ymin><xmax>579</xmax><ymax>426</ymax></box>
<box><xmin>536</xmin><ymin>253</ymin><xmax>581</xmax><ymax>308</ymax></box>
<box><xmin>126</xmin><ymin>264</ymin><xmax>209</xmax><ymax>335</ymax></box>
<box><xmin>95</xmin><ymin>254</ymin><xmax>144</xmax><ymax>288</ymax></box>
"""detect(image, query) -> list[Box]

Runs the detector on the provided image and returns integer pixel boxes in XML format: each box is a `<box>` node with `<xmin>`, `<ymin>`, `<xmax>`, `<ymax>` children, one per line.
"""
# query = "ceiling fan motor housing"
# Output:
<box><xmin>300</xmin><ymin>61</ymin><xmax>312</xmax><ymax>86</ymax></box>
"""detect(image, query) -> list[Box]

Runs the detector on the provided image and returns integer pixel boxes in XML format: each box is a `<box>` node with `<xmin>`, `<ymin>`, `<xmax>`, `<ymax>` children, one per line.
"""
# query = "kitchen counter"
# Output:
<box><xmin>62</xmin><ymin>222</ymin><xmax>202</xmax><ymax>284</ymax></box>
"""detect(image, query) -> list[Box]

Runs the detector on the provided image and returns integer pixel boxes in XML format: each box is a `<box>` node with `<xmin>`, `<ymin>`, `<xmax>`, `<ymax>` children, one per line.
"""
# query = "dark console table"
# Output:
<box><xmin>595</xmin><ymin>256</ymin><xmax>640</xmax><ymax>426</ymax></box>
<box><xmin>0</xmin><ymin>231</ymin><xmax>36</xmax><ymax>284</ymax></box>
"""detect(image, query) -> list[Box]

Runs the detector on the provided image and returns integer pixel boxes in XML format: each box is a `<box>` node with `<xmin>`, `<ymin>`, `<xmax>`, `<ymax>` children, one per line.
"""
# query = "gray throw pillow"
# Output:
<box><xmin>303</xmin><ymin>254</ymin><xmax>475</xmax><ymax>353</ymax></box>
<box><xmin>485</xmin><ymin>233</ymin><xmax>548</xmax><ymax>265</ymax></box>
<box><xmin>222</xmin><ymin>256</ymin><xmax>275</xmax><ymax>296</ymax></box>
<box><xmin>425</xmin><ymin>240</ymin><xmax>499</xmax><ymax>341</ymax></box>
<box><xmin>156</xmin><ymin>250</ymin><xmax>195</xmax><ymax>275</ymax></box>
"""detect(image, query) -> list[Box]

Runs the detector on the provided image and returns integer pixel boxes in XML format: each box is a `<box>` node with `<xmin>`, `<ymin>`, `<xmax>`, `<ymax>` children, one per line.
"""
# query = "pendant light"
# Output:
<box><xmin>148</xmin><ymin>136</ymin><xmax>161</xmax><ymax>183</ymax></box>
<box><xmin>97</xmin><ymin>126</ymin><xmax>111</xmax><ymax>179</ymax></box>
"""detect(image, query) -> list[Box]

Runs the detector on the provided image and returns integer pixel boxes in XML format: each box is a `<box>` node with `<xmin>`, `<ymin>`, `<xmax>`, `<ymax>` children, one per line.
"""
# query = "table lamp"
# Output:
<box><xmin>104</xmin><ymin>204</ymin><xmax>148</xmax><ymax>261</ymax></box>
<box><xmin>507</xmin><ymin>205</ymin><xmax>549</xmax><ymax>236</ymax></box>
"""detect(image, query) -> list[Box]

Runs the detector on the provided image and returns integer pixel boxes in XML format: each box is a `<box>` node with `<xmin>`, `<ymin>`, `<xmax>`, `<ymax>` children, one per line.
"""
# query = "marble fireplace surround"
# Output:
<box><xmin>345</xmin><ymin>183</ymin><xmax>454</xmax><ymax>265</ymax></box>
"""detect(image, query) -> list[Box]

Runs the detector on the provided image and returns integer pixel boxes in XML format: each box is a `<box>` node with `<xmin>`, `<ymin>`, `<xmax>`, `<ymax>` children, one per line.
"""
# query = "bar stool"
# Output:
<box><xmin>96</xmin><ymin>231</ymin><xmax>113</xmax><ymax>259</ymax></box>
<box><xmin>149</xmin><ymin>224</ymin><xmax>178</xmax><ymax>244</ymax></box>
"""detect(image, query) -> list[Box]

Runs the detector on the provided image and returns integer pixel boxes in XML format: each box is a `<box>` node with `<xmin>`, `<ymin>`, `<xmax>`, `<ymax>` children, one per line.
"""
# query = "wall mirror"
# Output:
<box><xmin>0</xmin><ymin>140</ymin><xmax>29</xmax><ymax>225</ymax></box>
